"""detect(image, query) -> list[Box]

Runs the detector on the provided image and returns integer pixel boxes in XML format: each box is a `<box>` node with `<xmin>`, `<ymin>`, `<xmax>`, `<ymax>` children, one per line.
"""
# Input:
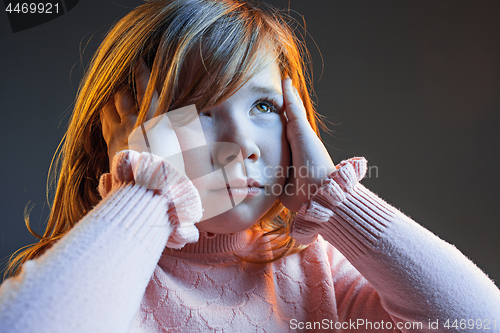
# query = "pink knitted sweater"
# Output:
<box><xmin>0</xmin><ymin>151</ymin><xmax>499</xmax><ymax>333</ymax></box>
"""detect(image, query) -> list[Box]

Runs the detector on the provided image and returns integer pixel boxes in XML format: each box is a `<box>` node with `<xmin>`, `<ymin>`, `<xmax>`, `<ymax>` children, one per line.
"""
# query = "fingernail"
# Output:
<box><xmin>284</xmin><ymin>77</ymin><xmax>292</xmax><ymax>87</ymax></box>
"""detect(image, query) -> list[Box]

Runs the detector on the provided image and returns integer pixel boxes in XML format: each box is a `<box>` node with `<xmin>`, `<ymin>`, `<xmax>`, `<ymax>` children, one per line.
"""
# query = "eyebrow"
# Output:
<box><xmin>251</xmin><ymin>86</ymin><xmax>282</xmax><ymax>97</ymax></box>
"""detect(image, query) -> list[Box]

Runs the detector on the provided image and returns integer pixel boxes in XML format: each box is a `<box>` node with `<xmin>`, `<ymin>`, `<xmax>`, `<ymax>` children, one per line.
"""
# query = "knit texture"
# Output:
<box><xmin>1</xmin><ymin>155</ymin><xmax>499</xmax><ymax>333</ymax></box>
<box><xmin>0</xmin><ymin>151</ymin><xmax>202</xmax><ymax>333</ymax></box>
<box><xmin>99</xmin><ymin>150</ymin><xmax>202</xmax><ymax>249</ymax></box>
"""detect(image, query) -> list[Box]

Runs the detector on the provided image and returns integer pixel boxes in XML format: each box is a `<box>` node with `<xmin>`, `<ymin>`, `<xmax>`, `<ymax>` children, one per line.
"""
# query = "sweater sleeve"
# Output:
<box><xmin>291</xmin><ymin>157</ymin><xmax>500</xmax><ymax>332</ymax></box>
<box><xmin>0</xmin><ymin>151</ymin><xmax>202</xmax><ymax>333</ymax></box>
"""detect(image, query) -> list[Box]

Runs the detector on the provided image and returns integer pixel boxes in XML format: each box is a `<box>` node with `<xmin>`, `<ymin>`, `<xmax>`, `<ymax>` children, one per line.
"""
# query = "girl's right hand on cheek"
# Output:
<box><xmin>101</xmin><ymin>89</ymin><xmax>138</xmax><ymax>161</ymax></box>
<box><xmin>99</xmin><ymin>62</ymin><xmax>203</xmax><ymax>248</ymax></box>
<box><xmin>101</xmin><ymin>61</ymin><xmax>158</xmax><ymax>165</ymax></box>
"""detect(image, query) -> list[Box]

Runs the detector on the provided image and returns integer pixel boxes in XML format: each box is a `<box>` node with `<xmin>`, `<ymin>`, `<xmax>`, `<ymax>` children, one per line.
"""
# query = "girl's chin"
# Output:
<box><xmin>192</xmin><ymin>192</ymin><xmax>277</xmax><ymax>234</ymax></box>
<box><xmin>193</xmin><ymin>188</ymin><xmax>281</xmax><ymax>234</ymax></box>
<box><xmin>195</xmin><ymin>206</ymin><xmax>264</xmax><ymax>234</ymax></box>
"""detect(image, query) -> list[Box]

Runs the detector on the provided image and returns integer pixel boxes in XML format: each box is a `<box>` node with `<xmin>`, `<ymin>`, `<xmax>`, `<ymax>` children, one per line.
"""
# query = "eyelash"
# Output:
<box><xmin>253</xmin><ymin>98</ymin><xmax>279</xmax><ymax>114</ymax></box>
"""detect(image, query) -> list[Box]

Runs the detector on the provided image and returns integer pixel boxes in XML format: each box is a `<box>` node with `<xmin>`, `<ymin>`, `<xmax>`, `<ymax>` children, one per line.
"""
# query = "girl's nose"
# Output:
<box><xmin>213</xmin><ymin>116</ymin><xmax>261</xmax><ymax>167</ymax></box>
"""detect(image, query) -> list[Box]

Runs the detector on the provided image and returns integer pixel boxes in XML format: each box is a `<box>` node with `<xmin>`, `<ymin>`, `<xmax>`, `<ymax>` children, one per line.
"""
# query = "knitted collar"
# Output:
<box><xmin>178</xmin><ymin>230</ymin><xmax>254</xmax><ymax>254</ymax></box>
<box><xmin>161</xmin><ymin>228</ymin><xmax>265</xmax><ymax>260</ymax></box>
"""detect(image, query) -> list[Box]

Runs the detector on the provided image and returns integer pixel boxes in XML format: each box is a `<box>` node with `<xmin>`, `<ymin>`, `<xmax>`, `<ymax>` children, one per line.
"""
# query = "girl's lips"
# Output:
<box><xmin>225</xmin><ymin>177</ymin><xmax>263</xmax><ymax>188</ymax></box>
<box><xmin>206</xmin><ymin>178</ymin><xmax>265</xmax><ymax>199</ymax></box>
<box><xmin>227</xmin><ymin>178</ymin><xmax>264</xmax><ymax>198</ymax></box>
<box><xmin>246</xmin><ymin>178</ymin><xmax>263</xmax><ymax>188</ymax></box>
<box><xmin>227</xmin><ymin>186</ymin><xmax>263</xmax><ymax>197</ymax></box>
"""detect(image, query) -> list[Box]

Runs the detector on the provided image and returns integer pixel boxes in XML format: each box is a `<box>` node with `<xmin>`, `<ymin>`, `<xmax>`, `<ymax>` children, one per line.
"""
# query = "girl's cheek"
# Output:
<box><xmin>198</xmin><ymin>118</ymin><xmax>215</xmax><ymax>144</ymax></box>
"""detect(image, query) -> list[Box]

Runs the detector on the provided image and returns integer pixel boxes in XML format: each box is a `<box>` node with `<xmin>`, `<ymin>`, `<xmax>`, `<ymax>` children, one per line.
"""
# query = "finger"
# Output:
<box><xmin>292</xmin><ymin>85</ymin><xmax>301</xmax><ymax>100</ymax></box>
<box><xmin>101</xmin><ymin>98</ymin><xmax>123</xmax><ymax>150</ymax></box>
<box><xmin>135</xmin><ymin>60</ymin><xmax>150</xmax><ymax>105</ymax></box>
<box><xmin>115</xmin><ymin>90</ymin><xmax>138</xmax><ymax>127</ymax></box>
<box><xmin>282</xmin><ymin>77</ymin><xmax>308</xmax><ymax>122</ymax></box>
<box><xmin>101</xmin><ymin>90</ymin><xmax>138</xmax><ymax>159</ymax></box>
<box><xmin>135</xmin><ymin>60</ymin><xmax>159</xmax><ymax>119</ymax></box>
<box><xmin>100</xmin><ymin>106</ymin><xmax>113</xmax><ymax>146</ymax></box>
<box><xmin>101</xmin><ymin>98</ymin><xmax>122</xmax><ymax>127</ymax></box>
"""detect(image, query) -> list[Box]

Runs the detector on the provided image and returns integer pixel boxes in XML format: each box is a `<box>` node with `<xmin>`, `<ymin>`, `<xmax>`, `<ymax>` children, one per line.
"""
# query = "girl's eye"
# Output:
<box><xmin>253</xmin><ymin>100</ymin><xmax>277</xmax><ymax>114</ymax></box>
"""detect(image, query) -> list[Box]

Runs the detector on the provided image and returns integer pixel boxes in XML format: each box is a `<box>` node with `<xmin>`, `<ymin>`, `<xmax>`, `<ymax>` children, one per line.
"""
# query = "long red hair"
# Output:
<box><xmin>6</xmin><ymin>0</ymin><xmax>320</xmax><ymax>277</ymax></box>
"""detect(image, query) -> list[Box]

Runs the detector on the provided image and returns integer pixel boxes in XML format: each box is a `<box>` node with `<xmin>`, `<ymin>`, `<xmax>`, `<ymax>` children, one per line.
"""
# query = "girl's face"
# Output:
<box><xmin>193</xmin><ymin>55</ymin><xmax>290</xmax><ymax>234</ymax></box>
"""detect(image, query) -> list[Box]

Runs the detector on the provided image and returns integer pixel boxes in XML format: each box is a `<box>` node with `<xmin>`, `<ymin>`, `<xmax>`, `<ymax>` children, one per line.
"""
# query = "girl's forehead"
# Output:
<box><xmin>241</xmin><ymin>52</ymin><xmax>281</xmax><ymax>85</ymax></box>
<box><xmin>223</xmin><ymin>61</ymin><xmax>282</xmax><ymax>108</ymax></box>
<box><xmin>242</xmin><ymin>60</ymin><xmax>282</xmax><ymax>90</ymax></box>
<box><xmin>166</xmin><ymin>44</ymin><xmax>282</xmax><ymax>113</ymax></box>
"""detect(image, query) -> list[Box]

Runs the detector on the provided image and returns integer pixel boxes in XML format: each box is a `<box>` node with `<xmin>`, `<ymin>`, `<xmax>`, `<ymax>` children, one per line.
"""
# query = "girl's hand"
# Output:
<box><xmin>101</xmin><ymin>61</ymin><xmax>158</xmax><ymax>165</ymax></box>
<box><xmin>279</xmin><ymin>78</ymin><xmax>336</xmax><ymax>212</ymax></box>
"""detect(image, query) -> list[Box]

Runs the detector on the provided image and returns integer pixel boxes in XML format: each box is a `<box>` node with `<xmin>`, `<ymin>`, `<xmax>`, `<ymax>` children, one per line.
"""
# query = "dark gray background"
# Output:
<box><xmin>1</xmin><ymin>0</ymin><xmax>499</xmax><ymax>286</ymax></box>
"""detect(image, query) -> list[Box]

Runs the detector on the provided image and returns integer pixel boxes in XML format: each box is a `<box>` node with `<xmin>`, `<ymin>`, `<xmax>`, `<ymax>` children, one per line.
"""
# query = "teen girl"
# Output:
<box><xmin>1</xmin><ymin>0</ymin><xmax>499</xmax><ymax>332</ymax></box>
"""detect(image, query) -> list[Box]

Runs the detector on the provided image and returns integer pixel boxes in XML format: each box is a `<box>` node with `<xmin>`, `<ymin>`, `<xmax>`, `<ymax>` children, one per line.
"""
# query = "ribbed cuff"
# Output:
<box><xmin>291</xmin><ymin>157</ymin><xmax>397</xmax><ymax>262</ymax></box>
<box><xmin>98</xmin><ymin>150</ymin><xmax>203</xmax><ymax>250</ymax></box>
<box><xmin>318</xmin><ymin>184</ymin><xmax>396</xmax><ymax>260</ymax></box>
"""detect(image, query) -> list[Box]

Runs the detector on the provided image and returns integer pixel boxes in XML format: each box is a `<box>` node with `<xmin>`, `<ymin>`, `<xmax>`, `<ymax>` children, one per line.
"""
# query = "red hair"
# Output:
<box><xmin>6</xmin><ymin>0</ymin><xmax>320</xmax><ymax>276</ymax></box>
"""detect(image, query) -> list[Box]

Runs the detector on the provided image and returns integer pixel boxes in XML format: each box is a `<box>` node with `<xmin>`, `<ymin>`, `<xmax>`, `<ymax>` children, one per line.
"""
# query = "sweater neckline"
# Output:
<box><xmin>170</xmin><ymin>229</ymin><xmax>256</xmax><ymax>255</ymax></box>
